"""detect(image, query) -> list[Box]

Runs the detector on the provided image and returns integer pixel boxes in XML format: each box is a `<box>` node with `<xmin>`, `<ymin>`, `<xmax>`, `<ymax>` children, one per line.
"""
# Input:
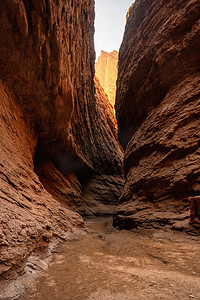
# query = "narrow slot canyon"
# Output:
<box><xmin>0</xmin><ymin>0</ymin><xmax>200</xmax><ymax>299</ymax></box>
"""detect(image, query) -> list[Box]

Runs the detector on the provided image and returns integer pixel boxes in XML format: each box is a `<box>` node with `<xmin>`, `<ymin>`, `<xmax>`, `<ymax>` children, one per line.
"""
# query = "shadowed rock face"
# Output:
<box><xmin>114</xmin><ymin>0</ymin><xmax>200</xmax><ymax>230</ymax></box>
<box><xmin>37</xmin><ymin>75</ymin><xmax>124</xmax><ymax>217</ymax></box>
<box><xmin>0</xmin><ymin>0</ymin><xmax>74</xmax><ymax>156</ymax></box>
<box><xmin>0</xmin><ymin>0</ymin><xmax>123</xmax><ymax>280</ymax></box>
<box><xmin>79</xmin><ymin>77</ymin><xmax>124</xmax><ymax>215</ymax></box>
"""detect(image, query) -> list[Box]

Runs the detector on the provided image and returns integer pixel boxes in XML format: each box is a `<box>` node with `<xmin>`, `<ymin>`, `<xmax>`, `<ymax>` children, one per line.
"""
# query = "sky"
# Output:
<box><xmin>94</xmin><ymin>0</ymin><xmax>134</xmax><ymax>59</ymax></box>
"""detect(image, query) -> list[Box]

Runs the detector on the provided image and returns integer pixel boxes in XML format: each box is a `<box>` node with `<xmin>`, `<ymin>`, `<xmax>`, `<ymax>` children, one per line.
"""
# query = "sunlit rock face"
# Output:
<box><xmin>114</xmin><ymin>0</ymin><xmax>200</xmax><ymax>231</ymax></box>
<box><xmin>95</xmin><ymin>50</ymin><xmax>118</xmax><ymax>107</ymax></box>
<box><xmin>126</xmin><ymin>3</ymin><xmax>134</xmax><ymax>21</ymax></box>
<box><xmin>0</xmin><ymin>0</ymin><xmax>123</xmax><ymax>280</ymax></box>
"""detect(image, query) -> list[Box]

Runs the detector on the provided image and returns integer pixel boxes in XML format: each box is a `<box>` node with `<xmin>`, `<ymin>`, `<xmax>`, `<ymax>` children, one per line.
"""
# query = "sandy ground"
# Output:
<box><xmin>27</xmin><ymin>217</ymin><xmax>200</xmax><ymax>300</ymax></box>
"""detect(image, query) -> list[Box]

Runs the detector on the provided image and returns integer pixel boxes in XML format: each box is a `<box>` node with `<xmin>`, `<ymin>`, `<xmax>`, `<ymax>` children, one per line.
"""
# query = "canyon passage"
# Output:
<box><xmin>28</xmin><ymin>217</ymin><xmax>200</xmax><ymax>300</ymax></box>
<box><xmin>0</xmin><ymin>0</ymin><xmax>200</xmax><ymax>299</ymax></box>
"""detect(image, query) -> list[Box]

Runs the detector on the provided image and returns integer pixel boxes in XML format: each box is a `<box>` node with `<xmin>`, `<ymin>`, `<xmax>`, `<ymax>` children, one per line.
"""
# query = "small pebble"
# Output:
<box><xmin>189</xmin><ymin>295</ymin><xmax>194</xmax><ymax>298</ymax></box>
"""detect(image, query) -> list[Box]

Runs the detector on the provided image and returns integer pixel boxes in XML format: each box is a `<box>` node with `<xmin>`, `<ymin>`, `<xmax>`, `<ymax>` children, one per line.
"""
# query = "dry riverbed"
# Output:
<box><xmin>26</xmin><ymin>217</ymin><xmax>200</xmax><ymax>300</ymax></box>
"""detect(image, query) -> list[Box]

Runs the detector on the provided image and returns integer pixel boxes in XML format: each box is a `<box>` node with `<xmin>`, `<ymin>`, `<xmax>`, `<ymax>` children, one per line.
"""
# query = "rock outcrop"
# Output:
<box><xmin>0</xmin><ymin>0</ymin><xmax>123</xmax><ymax>281</ymax></box>
<box><xmin>114</xmin><ymin>0</ymin><xmax>200</xmax><ymax>230</ymax></box>
<box><xmin>95</xmin><ymin>50</ymin><xmax>118</xmax><ymax>107</ymax></box>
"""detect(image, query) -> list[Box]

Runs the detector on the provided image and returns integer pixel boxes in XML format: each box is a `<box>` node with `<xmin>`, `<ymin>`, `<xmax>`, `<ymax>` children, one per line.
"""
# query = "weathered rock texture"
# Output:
<box><xmin>79</xmin><ymin>77</ymin><xmax>124</xmax><ymax>215</ymax></box>
<box><xmin>95</xmin><ymin>50</ymin><xmax>118</xmax><ymax>107</ymax></box>
<box><xmin>0</xmin><ymin>80</ymin><xmax>83</xmax><ymax>279</ymax></box>
<box><xmin>114</xmin><ymin>0</ymin><xmax>200</xmax><ymax>230</ymax></box>
<box><xmin>0</xmin><ymin>0</ymin><xmax>123</xmax><ymax>280</ymax></box>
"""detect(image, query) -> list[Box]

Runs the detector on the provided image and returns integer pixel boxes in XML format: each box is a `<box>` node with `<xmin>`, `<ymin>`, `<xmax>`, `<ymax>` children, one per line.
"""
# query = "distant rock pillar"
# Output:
<box><xmin>95</xmin><ymin>50</ymin><xmax>118</xmax><ymax>108</ymax></box>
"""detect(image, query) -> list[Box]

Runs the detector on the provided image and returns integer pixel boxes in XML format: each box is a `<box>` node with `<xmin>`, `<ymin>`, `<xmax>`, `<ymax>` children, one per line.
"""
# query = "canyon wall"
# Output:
<box><xmin>114</xmin><ymin>0</ymin><xmax>200</xmax><ymax>231</ymax></box>
<box><xmin>0</xmin><ymin>0</ymin><xmax>123</xmax><ymax>280</ymax></box>
<box><xmin>76</xmin><ymin>76</ymin><xmax>123</xmax><ymax>215</ymax></box>
<box><xmin>95</xmin><ymin>50</ymin><xmax>118</xmax><ymax>107</ymax></box>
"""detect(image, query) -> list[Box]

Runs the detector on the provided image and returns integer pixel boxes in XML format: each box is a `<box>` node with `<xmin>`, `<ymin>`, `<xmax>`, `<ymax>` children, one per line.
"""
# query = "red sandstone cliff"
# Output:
<box><xmin>114</xmin><ymin>0</ymin><xmax>200</xmax><ymax>231</ymax></box>
<box><xmin>0</xmin><ymin>0</ymin><xmax>123</xmax><ymax>282</ymax></box>
<box><xmin>95</xmin><ymin>50</ymin><xmax>118</xmax><ymax>107</ymax></box>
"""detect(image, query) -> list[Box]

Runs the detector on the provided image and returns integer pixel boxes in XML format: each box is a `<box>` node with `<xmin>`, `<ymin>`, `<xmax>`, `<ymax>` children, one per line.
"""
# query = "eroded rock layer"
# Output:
<box><xmin>114</xmin><ymin>0</ymin><xmax>200</xmax><ymax>230</ymax></box>
<box><xmin>0</xmin><ymin>0</ymin><xmax>123</xmax><ymax>280</ymax></box>
<box><xmin>79</xmin><ymin>77</ymin><xmax>124</xmax><ymax>215</ymax></box>
<box><xmin>0</xmin><ymin>80</ymin><xmax>83</xmax><ymax>279</ymax></box>
<box><xmin>95</xmin><ymin>50</ymin><xmax>118</xmax><ymax>107</ymax></box>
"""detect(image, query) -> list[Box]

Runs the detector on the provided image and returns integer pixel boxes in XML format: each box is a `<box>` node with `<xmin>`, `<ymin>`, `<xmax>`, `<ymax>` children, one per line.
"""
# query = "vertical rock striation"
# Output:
<box><xmin>114</xmin><ymin>0</ymin><xmax>200</xmax><ymax>230</ymax></box>
<box><xmin>95</xmin><ymin>50</ymin><xmax>118</xmax><ymax>107</ymax></box>
<box><xmin>0</xmin><ymin>0</ymin><xmax>123</xmax><ymax>280</ymax></box>
<box><xmin>78</xmin><ymin>76</ymin><xmax>123</xmax><ymax>215</ymax></box>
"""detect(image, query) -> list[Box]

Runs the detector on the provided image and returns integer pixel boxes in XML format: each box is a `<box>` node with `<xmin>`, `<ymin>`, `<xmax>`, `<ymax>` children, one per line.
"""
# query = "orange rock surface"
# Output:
<box><xmin>95</xmin><ymin>50</ymin><xmax>118</xmax><ymax>107</ymax></box>
<box><xmin>0</xmin><ymin>0</ymin><xmax>123</xmax><ymax>283</ymax></box>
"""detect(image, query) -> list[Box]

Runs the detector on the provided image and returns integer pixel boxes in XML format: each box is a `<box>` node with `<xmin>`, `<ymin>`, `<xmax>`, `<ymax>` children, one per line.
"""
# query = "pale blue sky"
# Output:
<box><xmin>95</xmin><ymin>0</ymin><xmax>134</xmax><ymax>59</ymax></box>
